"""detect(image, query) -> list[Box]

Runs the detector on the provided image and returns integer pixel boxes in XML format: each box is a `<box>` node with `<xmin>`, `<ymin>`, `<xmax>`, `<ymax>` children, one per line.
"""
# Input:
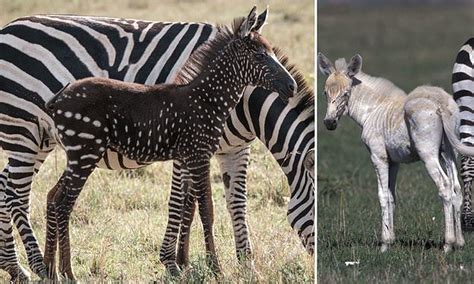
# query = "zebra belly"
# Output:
<box><xmin>385</xmin><ymin>127</ymin><xmax>418</xmax><ymax>163</ymax></box>
<box><xmin>96</xmin><ymin>132</ymin><xmax>254</xmax><ymax>170</ymax></box>
<box><xmin>386</xmin><ymin>144</ymin><xmax>418</xmax><ymax>163</ymax></box>
<box><xmin>96</xmin><ymin>148</ymin><xmax>151</xmax><ymax>169</ymax></box>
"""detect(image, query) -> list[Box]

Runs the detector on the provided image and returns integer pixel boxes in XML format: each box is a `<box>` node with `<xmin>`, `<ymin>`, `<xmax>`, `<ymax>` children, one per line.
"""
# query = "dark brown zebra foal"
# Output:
<box><xmin>43</xmin><ymin>6</ymin><xmax>296</xmax><ymax>280</ymax></box>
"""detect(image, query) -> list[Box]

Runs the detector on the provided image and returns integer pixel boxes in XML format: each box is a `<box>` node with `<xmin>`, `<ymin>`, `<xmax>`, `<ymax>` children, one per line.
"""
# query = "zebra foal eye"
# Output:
<box><xmin>254</xmin><ymin>52</ymin><xmax>266</xmax><ymax>60</ymax></box>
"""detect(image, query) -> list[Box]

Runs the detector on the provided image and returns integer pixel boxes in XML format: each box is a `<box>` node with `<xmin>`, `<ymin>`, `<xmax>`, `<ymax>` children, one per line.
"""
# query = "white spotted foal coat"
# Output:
<box><xmin>43</xmin><ymin>7</ymin><xmax>297</xmax><ymax>280</ymax></box>
<box><xmin>319</xmin><ymin>52</ymin><xmax>474</xmax><ymax>253</ymax></box>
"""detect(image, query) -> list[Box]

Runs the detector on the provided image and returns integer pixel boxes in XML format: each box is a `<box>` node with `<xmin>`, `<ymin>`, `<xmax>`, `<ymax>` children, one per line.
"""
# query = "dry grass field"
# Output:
<box><xmin>0</xmin><ymin>0</ymin><xmax>314</xmax><ymax>282</ymax></box>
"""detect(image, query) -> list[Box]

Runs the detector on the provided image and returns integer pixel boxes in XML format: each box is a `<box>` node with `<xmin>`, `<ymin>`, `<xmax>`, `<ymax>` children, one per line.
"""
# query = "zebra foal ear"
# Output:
<box><xmin>238</xmin><ymin>5</ymin><xmax>258</xmax><ymax>38</ymax></box>
<box><xmin>318</xmin><ymin>52</ymin><xmax>335</xmax><ymax>76</ymax></box>
<box><xmin>252</xmin><ymin>6</ymin><xmax>269</xmax><ymax>33</ymax></box>
<box><xmin>346</xmin><ymin>54</ymin><xmax>362</xmax><ymax>78</ymax></box>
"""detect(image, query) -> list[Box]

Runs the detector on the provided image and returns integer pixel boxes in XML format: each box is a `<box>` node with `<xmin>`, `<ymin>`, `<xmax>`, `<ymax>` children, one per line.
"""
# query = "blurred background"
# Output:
<box><xmin>0</xmin><ymin>0</ymin><xmax>314</xmax><ymax>282</ymax></box>
<box><xmin>318</xmin><ymin>0</ymin><xmax>474</xmax><ymax>282</ymax></box>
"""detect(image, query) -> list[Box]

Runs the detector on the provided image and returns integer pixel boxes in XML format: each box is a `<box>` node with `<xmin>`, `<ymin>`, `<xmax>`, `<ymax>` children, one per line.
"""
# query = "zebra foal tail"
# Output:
<box><xmin>45</xmin><ymin>83</ymin><xmax>71</xmax><ymax>110</ymax></box>
<box><xmin>439</xmin><ymin>103</ymin><xmax>474</xmax><ymax>157</ymax></box>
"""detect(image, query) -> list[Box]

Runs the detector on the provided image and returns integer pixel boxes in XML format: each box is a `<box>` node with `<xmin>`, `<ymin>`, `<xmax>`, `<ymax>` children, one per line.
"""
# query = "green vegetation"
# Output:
<box><xmin>0</xmin><ymin>0</ymin><xmax>314</xmax><ymax>282</ymax></box>
<box><xmin>318</xmin><ymin>4</ymin><xmax>474</xmax><ymax>283</ymax></box>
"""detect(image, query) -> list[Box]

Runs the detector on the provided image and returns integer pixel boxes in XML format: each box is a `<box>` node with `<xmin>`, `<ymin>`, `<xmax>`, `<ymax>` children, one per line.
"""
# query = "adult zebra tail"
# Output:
<box><xmin>452</xmin><ymin>38</ymin><xmax>474</xmax><ymax>144</ymax></box>
<box><xmin>45</xmin><ymin>83</ymin><xmax>70</xmax><ymax>110</ymax></box>
<box><xmin>439</xmin><ymin>103</ymin><xmax>474</xmax><ymax>157</ymax></box>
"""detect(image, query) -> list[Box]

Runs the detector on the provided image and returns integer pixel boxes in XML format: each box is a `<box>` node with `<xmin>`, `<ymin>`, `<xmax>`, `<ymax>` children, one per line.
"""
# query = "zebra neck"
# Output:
<box><xmin>347</xmin><ymin>74</ymin><xmax>406</xmax><ymax>128</ymax></box>
<box><xmin>186</xmin><ymin>64</ymin><xmax>247</xmax><ymax>125</ymax></box>
<box><xmin>346</xmin><ymin>85</ymin><xmax>384</xmax><ymax>127</ymax></box>
<box><xmin>241</xmin><ymin>90</ymin><xmax>314</xmax><ymax>176</ymax></box>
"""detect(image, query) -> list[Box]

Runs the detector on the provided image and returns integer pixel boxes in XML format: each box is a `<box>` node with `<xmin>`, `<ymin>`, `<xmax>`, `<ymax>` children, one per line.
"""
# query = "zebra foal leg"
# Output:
<box><xmin>44</xmin><ymin>159</ymin><xmax>96</xmax><ymax>280</ymax></box>
<box><xmin>56</xmin><ymin>161</ymin><xmax>97</xmax><ymax>280</ymax></box>
<box><xmin>197</xmin><ymin>174</ymin><xmax>221</xmax><ymax>274</ymax></box>
<box><xmin>179</xmin><ymin>161</ymin><xmax>221</xmax><ymax>274</ymax></box>
<box><xmin>159</xmin><ymin>161</ymin><xmax>185</xmax><ymax>275</ymax></box>
<box><xmin>444</xmin><ymin>152</ymin><xmax>465</xmax><ymax>247</ymax></box>
<box><xmin>174</xmin><ymin>166</ymin><xmax>196</xmax><ymax>272</ymax></box>
<box><xmin>43</xmin><ymin>173</ymin><xmax>67</xmax><ymax>280</ymax></box>
<box><xmin>368</xmin><ymin>148</ymin><xmax>396</xmax><ymax>252</ymax></box>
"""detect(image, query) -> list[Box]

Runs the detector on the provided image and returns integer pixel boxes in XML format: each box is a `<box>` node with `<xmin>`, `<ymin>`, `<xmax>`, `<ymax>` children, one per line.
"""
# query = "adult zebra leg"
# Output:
<box><xmin>0</xmin><ymin>166</ymin><xmax>30</xmax><ymax>282</ymax></box>
<box><xmin>460</xmin><ymin>155</ymin><xmax>474</xmax><ymax>230</ymax></box>
<box><xmin>215</xmin><ymin>148</ymin><xmax>254</xmax><ymax>264</ymax></box>
<box><xmin>9</xmin><ymin>151</ymin><xmax>51</xmax><ymax>278</ymax></box>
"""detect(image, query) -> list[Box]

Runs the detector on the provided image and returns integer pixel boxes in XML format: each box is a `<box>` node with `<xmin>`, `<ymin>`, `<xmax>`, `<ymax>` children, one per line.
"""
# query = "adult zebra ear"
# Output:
<box><xmin>238</xmin><ymin>6</ymin><xmax>258</xmax><ymax>38</ymax></box>
<box><xmin>252</xmin><ymin>6</ymin><xmax>269</xmax><ymax>34</ymax></box>
<box><xmin>303</xmin><ymin>149</ymin><xmax>315</xmax><ymax>178</ymax></box>
<box><xmin>346</xmin><ymin>54</ymin><xmax>362</xmax><ymax>78</ymax></box>
<box><xmin>318</xmin><ymin>52</ymin><xmax>335</xmax><ymax>76</ymax></box>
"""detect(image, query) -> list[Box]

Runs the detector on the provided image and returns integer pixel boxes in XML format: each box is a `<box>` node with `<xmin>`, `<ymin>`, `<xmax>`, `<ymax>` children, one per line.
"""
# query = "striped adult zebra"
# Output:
<box><xmin>163</xmin><ymin>58</ymin><xmax>315</xmax><ymax>268</ymax></box>
<box><xmin>0</xmin><ymin>12</ymin><xmax>314</xmax><ymax>281</ymax></box>
<box><xmin>452</xmin><ymin>37</ymin><xmax>474</xmax><ymax>229</ymax></box>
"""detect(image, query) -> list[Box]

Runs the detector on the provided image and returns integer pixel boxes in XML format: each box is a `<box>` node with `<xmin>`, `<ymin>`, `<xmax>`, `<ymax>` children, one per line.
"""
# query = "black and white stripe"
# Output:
<box><xmin>452</xmin><ymin>37</ymin><xmax>474</xmax><ymax>229</ymax></box>
<box><xmin>0</xmin><ymin>15</ymin><xmax>314</xmax><ymax>280</ymax></box>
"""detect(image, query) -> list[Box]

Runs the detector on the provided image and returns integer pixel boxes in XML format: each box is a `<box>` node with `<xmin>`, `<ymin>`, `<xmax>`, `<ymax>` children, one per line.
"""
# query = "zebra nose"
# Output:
<box><xmin>324</xmin><ymin>119</ymin><xmax>337</xmax><ymax>130</ymax></box>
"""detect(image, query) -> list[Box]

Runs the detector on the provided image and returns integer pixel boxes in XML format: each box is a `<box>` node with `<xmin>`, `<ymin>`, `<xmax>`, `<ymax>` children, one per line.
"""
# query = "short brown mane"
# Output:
<box><xmin>174</xmin><ymin>17</ymin><xmax>246</xmax><ymax>85</ymax></box>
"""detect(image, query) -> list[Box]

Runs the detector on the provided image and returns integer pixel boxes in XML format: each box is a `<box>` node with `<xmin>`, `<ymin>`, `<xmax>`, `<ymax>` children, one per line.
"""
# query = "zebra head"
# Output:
<box><xmin>233</xmin><ymin>6</ymin><xmax>298</xmax><ymax>102</ymax></box>
<box><xmin>318</xmin><ymin>52</ymin><xmax>362</xmax><ymax>130</ymax></box>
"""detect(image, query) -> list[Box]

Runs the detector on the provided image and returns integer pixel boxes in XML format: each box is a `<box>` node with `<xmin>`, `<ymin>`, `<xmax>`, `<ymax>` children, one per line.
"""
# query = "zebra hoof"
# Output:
<box><xmin>9</xmin><ymin>266</ymin><xmax>31</xmax><ymax>283</ymax></box>
<box><xmin>37</xmin><ymin>269</ymin><xmax>48</xmax><ymax>280</ymax></box>
<box><xmin>165</xmin><ymin>262</ymin><xmax>181</xmax><ymax>277</ymax></box>
<box><xmin>60</xmin><ymin>271</ymin><xmax>76</xmax><ymax>281</ymax></box>
<box><xmin>44</xmin><ymin>262</ymin><xmax>58</xmax><ymax>281</ymax></box>
<box><xmin>443</xmin><ymin>243</ymin><xmax>453</xmax><ymax>253</ymax></box>
<box><xmin>380</xmin><ymin>243</ymin><xmax>390</xmax><ymax>252</ymax></box>
<box><xmin>34</xmin><ymin>263</ymin><xmax>48</xmax><ymax>279</ymax></box>
<box><xmin>208</xmin><ymin>258</ymin><xmax>222</xmax><ymax>277</ymax></box>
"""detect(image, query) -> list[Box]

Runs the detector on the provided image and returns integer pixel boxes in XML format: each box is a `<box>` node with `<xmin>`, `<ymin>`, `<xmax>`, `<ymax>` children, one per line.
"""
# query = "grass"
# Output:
<box><xmin>0</xmin><ymin>0</ymin><xmax>314</xmax><ymax>282</ymax></box>
<box><xmin>318</xmin><ymin>3</ymin><xmax>474</xmax><ymax>283</ymax></box>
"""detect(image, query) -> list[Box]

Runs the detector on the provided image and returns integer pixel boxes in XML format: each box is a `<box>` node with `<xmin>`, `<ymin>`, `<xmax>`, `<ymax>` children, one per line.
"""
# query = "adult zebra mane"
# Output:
<box><xmin>274</xmin><ymin>47</ymin><xmax>314</xmax><ymax>116</ymax></box>
<box><xmin>174</xmin><ymin>17</ymin><xmax>245</xmax><ymax>85</ymax></box>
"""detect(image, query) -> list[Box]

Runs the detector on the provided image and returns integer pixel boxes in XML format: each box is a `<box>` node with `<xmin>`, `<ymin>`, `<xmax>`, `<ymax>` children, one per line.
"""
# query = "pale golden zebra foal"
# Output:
<box><xmin>319</xmin><ymin>52</ymin><xmax>474</xmax><ymax>253</ymax></box>
<box><xmin>42</xmin><ymin>6</ymin><xmax>296</xmax><ymax>280</ymax></box>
